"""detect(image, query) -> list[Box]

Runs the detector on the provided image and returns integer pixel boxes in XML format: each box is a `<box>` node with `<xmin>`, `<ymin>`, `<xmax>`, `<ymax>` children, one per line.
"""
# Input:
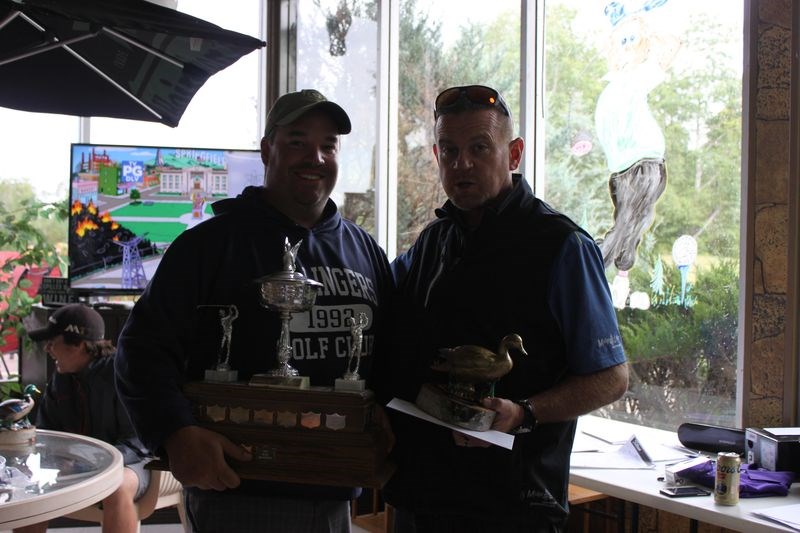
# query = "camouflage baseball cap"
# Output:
<box><xmin>264</xmin><ymin>89</ymin><xmax>351</xmax><ymax>137</ymax></box>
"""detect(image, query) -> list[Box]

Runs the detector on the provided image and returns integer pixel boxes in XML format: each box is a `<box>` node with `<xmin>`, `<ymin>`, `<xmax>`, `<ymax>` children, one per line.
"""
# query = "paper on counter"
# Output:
<box><xmin>581</xmin><ymin>427</ymin><xmax>635</xmax><ymax>445</ymax></box>
<box><xmin>570</xmin><ymin>435</ymin><xmax>657</xmax><ymax>469</ymax></box>
<box><xmin>752</xmin><ymin>503</ymin><xmax>800</xmax><ymax>531</ymax></box>
<box><xmin>578</xmin><ymin>421</ymin><xmax>694</xmax><ymax>462</ymax></box>
<box><xmin>763</xmin><ymin>427</ymin><xmax>800</xmax><ymax>437</ymax></box>
<box><xmin>387</xmin><ymin>397</ymin><xmax>515</xmax><ymax>450</ymax></box>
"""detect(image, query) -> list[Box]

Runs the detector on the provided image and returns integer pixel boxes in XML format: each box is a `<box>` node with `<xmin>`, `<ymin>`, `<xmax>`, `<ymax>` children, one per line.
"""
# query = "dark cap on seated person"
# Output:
<box><xmin>264</xmin><ymin>89</ymin><xmax>352</xmax><ymax>138</ymax></box>
<box><xmin>28</xmin><ymin>304</ymin><xmax>105</xmax><ymax>342</ymax></box>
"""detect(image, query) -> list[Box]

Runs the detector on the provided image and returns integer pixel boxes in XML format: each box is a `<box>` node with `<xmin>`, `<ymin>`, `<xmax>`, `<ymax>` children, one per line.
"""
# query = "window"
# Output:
<box><xmin>540</xmin><ymin>1</ymin><xmax>743</xmax><ymax>430</ymax></box>
<box><xmin>0</xmin><ymin>0</ymin><xmax>263</xmax><ymax>200</ymax></box>
<box><xmin>2</xmin><ymin>0</ymin><xmax>746</xmax><ymax>432</ymax></box>
<box><xmin>395</xmin><ymin>0</ymin><xmax>522</xmax><ymax>252</ymax></box>
<box><xmin>88</xmin><ymin>0</ymin><xmax>263</xmax><ymax>151</ymax></box>
<box><xmin>0</xmin><ymin>109</ymin><xmax>79</xmax><ymax>202</ymax></box>
<box><xmin>288</xmin><ymin>0</ymin><xmax>744</xmax><ymax>431</ymax></box>
<box><xmin>295</xmin><ymin>0</ymin><xmax>380</xmax><ymax>232</ymax></box>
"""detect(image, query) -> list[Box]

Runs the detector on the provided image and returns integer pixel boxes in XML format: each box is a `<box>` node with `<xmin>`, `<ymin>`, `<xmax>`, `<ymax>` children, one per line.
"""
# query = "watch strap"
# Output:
<box><xmin>514</xmin><ymin>398</ymin><xmax>537</xmax><ymax>433</ymax></box>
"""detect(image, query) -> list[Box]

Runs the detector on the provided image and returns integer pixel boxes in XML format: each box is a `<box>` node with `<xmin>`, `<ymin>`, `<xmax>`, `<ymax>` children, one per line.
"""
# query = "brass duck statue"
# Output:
<box><xmin>0</xmin><ymin>384</ymin><xmax>41</xmax><ymax>429</ymax></box>
<box><xmin>432</xmin><ymin>334</ymin><xmax>528</xmax><ymax>383</ymax></box>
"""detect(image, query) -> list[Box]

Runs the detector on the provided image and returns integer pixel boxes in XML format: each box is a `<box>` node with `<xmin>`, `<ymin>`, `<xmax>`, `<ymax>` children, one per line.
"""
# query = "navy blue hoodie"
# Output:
<box><xmin>115</xmin><ymin>186</ymin><xmax>393</xmax><ymax>498</ymax></box>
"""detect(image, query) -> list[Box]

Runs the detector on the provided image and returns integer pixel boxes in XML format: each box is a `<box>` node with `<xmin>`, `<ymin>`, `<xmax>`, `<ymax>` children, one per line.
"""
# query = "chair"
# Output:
<box><xmin>65</xmin><ymin>469</ymin><xmax>187</xmax><ymax>532</ymax></box>
<box><xmin>351</xmin><ymin>488</ymin><xmax>392</xmax><ymax>533</ymax></box>
<box><xmin>567</xmin><ymin>484</ymin><xmax>611</xmax><ymax>533</ymax></box>
<box><xmin>352</xmin><ymin>485</ymin><xmax>608</xmax><ymax>533</ymax></box>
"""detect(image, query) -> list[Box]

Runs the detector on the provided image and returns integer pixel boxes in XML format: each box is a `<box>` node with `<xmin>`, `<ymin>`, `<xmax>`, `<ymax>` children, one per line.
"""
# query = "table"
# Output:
<box><xmin>0</xmin><ymin>429</ymin><xmax>123</xmax><ymax>530</ymax></box>
<box><xmin>570</xmin><ymin>416</ymin><xmax>800</xmax><ymax>532</ymax></box>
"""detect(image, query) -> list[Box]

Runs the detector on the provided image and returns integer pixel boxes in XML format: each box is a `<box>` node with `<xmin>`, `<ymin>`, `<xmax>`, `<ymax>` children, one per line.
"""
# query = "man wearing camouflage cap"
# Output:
<box><xmin>116</xmin><ymin>90</ymin><xmax>394</xmax><ymax>532</ymax></box>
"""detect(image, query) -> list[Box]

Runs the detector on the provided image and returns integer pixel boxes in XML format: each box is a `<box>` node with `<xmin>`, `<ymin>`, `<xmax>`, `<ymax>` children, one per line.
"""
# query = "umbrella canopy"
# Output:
<box><xmin>0</xmin><ymin>0</ymin><xmax>265</xmax><ymax>127</ymax></box>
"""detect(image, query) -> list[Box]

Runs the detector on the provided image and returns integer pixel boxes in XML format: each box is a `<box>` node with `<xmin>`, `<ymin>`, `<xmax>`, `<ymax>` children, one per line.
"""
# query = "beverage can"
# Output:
<box><xmin>714</xmin><ymin>452</ymin><xmax>741</xmax><ymax>505</ymax></box>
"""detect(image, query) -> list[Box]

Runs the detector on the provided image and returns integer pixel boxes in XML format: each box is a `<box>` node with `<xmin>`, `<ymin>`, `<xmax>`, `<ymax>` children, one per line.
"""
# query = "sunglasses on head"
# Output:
<box><xmin>433</xmin><ymin>85</ymin><xmax>511</xmax><ymax>120</ymax></box>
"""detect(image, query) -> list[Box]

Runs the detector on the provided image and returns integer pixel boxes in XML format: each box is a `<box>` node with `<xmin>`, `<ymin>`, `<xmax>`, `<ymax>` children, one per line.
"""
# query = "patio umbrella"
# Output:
<box><xmin>0</xmin><ymin>0</ymin><xmax>265</xmax><ymax>127</ymax></box>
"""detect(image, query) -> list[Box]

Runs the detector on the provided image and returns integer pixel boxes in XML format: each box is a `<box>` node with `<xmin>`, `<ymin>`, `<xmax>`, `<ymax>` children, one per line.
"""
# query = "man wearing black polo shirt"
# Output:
<box><xmin>380</xmin><ymin>85</ymin><xmax>629</xmax><ymax>532</ymax></box>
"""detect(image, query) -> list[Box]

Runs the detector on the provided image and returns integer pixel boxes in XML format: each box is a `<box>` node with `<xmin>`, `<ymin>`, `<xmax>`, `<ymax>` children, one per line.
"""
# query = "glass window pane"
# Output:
<box><xmin>0</xmin><ymin>109</ymin><xmax>79</xmax><ymax>201</ymax></box>
<box><xmin>89</xmin><ymin>0</ymin><xmax>263</xmax><ymax>150</ymax></box>
<box><xmin>543</xmin><ymin>0</ymin><xmax>743</xmax><ymax>430</ymax></box>
<box><xmin>396</xmin><ymin>0</ymin><xmax>521</xmax><ymax>252</ymax></box>
<box><xmin>295</xmin><ymin>0</ymin><xmax>379</xmax><ymax>233</ymax></box>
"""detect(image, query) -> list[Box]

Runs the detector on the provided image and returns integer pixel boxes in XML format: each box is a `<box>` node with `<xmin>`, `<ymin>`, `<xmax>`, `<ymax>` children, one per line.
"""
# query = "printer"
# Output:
<box><xmin>745</xmin><ymin>427</ymin><xmax>800</xmax><ymax>475</ymax></box>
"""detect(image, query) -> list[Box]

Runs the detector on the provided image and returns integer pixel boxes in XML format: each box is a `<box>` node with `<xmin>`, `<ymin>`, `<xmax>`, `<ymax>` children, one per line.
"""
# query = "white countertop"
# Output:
<box><xmin>571</xmin><ymin>416</ymin><xmax>799</xmax><ymax>532</ymax></box>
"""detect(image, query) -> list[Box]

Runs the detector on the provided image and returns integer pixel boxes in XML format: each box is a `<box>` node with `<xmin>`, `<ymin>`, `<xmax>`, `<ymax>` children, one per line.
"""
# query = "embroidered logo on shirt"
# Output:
<box><xmin>596</xmin><ymin>334</ymin><xmax>622</xmax><ymax>350</ymax></box>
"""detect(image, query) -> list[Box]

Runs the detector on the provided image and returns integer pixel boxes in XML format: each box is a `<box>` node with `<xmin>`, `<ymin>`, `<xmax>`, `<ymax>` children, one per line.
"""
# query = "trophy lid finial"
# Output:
<box><xmin>282</xmin><ymin>237</ymin><xmax>302</xmax><ymax>273</ymax></box>
<box><xmin>256</xmin><ymin>237</ymin><xmax>322</xmax><ymax>312</ymax></box>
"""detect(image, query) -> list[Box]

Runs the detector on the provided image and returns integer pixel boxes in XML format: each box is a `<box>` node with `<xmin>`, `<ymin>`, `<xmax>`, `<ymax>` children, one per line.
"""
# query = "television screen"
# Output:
<box><xmin>68</xmin><ymin>143</ymin><xmax>263</xmax><ymax>294</ymax></box>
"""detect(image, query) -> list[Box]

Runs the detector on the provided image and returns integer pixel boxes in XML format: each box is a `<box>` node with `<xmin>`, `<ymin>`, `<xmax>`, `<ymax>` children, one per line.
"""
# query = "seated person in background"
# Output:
<box><xmin>14</xmin><ymin>304</ymin><xmax>150</xmax><ymax>533</ymax></box>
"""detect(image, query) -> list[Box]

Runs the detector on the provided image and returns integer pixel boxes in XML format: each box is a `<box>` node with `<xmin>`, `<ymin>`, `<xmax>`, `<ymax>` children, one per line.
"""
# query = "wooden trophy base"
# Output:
<box><xmin>151</xmin><ymin>381</ymin><xmax>394</xmax><ymax>488</ymax></box>
<box><xmin>334</xmin><ymin>377</ymin><xmax>366</xmax><ymax>392</ymax></box>
<box><xmin>249</xmin><ymin>373</ymin><xmax>310</xmax><ymax>389</ymax></box>
<box><xmin>205</xmin><ymin>369</ymin><xmax>238</xmax><ymax>382</ymax></box>
<box><xmin>415</xmin><ymin>383</ymin><xmax>496</xmax><ymax>431</ymax></box>
<box><xmin>0</xmin><ymin>426</ymin><xmax>36</xmax><ymax>447</ymax></box>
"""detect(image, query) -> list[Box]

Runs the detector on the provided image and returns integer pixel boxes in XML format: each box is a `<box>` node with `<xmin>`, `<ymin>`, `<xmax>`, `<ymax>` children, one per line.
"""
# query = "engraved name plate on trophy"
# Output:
<box><xmin>249</xmin><ymin>238</ymin><xmax>322</xmax><ymax>389</ymax></box>
<box><xmin>204</xmin><ymin>305</ymin><xmax>239</xmax><ymax>382</ymax></box>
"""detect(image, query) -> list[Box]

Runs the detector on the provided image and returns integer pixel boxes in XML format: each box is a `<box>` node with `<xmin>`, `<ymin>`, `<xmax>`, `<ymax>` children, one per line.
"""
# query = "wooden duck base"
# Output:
<box><xmin>415</xmin><ymin>383</ymin><xmax>496</xmax><ymax>431</ymax></box>
<box><xmin>149</xmin><ymin>381</ymin><xmax>394</xmax><ymax>489</ymax></box>
<box><xmin>0</xmin><ymin>426</ymin><xmax>36</xmax><ymax>447</ymax></box>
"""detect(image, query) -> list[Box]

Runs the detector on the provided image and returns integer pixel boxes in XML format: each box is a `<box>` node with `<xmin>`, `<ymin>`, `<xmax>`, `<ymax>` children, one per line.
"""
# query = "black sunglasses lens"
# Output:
<box><xmin>434</xmin><ymin>85</ymin><xmax>508</xmax><ymax>118</ymax></box>
<box><xmin>435</xmin><ymin>87</ymin><xmax>463</xmax><ymax>110</ymax></box>
<box><xmin>464</xmin><ymin>86</ymin><xmax>499</xmax><ymax>106</ymax></box>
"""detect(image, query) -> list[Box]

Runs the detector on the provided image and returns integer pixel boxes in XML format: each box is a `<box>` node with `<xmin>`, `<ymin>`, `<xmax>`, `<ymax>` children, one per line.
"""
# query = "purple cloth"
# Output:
<box><xmin>678</xmin><ymin>460</ymin><xmax>795</xmax><ymax>498</ymax></box>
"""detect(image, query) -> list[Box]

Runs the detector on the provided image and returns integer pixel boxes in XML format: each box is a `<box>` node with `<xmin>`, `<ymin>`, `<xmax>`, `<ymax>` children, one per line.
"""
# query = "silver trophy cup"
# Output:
<box><xmin>251</xmin><ymin>238</ymin><xmax>322</xmax><ymax>388</ymax></box>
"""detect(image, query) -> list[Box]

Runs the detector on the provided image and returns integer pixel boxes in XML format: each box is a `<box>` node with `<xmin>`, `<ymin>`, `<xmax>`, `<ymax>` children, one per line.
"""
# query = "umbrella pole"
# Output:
<box><xmin>0</xmin><ymin>10</ymin><xmax>101</xmax><ymax>67</ymax></box>
<box><xmin>103</xmin><ymin>27</ymin><xmax>184</xmax><ymax>69</ymax></box>
<box><xmin>0</xmin><ymin>9</ymin><xmax>20</xmax><ymax>31</ymax></box>
<box><xmin>0</xmin><ymin>9</ymin><xmax>164</xmax><ymax>121</ymax></box>
<box><xmin>0</xmin><ymin>31</ymin><xmax>98</xmax><ymax>67</ymax></box>
<box><xmin>62</xmin><ymin>45</ymin><xmax>164</xmax><ymax>122</ymax></box>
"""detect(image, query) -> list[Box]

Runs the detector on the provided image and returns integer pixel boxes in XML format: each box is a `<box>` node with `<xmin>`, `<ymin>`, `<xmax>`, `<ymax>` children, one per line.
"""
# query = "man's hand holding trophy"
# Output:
<box><xmin>178</xmin><ymin>236</ymin><xmax>393</xmax><ymax>488</ymax></box>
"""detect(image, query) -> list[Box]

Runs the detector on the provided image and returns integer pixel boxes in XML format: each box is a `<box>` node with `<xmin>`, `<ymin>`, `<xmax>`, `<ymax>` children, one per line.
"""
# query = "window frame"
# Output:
<box><xmin>261</xmin><ymin>0</ymin><xmax>800</xmax><ymax>428</ymax></box>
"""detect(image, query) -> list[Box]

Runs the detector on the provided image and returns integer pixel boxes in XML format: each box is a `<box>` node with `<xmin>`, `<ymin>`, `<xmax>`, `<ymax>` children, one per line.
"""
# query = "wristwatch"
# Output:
<box><xmin>514</xmin><ymin>398</ymin><xmax>538</xmax><ymax>433</ymax></box>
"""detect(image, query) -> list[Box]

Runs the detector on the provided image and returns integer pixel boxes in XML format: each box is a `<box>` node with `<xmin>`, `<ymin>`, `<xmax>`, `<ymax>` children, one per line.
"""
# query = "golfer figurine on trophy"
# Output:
<box><xmin>335</xmin><ymin>312</ymin><xmax>368</xmax><ymax>392</ymax></box>
<box><xmin>204</xmin><ymin>305</ymin><xmax>239</xmax><ymax>382</ymax></box>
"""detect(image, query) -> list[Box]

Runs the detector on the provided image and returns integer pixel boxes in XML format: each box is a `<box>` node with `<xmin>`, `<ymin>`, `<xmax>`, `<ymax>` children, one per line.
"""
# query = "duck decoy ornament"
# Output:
<box><xmin>433</xmin><ymin>333</ymin><xmax>527</xmax><ymax>383</ymax></box>
<box><xmin>0</xmin><ymin>384</ymin><xmax>40</xmax><ymax>429</ymax></box>
<box><xmin>416</xmin><ymin>334</ymin><xmax>528</xmax><ymax>431</ymax></box>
